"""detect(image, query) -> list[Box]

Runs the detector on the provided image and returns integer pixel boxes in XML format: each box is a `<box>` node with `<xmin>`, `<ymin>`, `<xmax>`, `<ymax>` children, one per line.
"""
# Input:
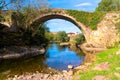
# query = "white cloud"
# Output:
<box><xmin>75</xmin><ymin>2</ymin><xmax>92</xmax><ymax>7</ymax></box>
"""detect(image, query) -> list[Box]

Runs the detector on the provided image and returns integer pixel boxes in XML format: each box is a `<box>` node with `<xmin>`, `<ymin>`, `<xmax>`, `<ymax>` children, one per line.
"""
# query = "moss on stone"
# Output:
<box><xmin>66</xmin><ymin>10</ymin><xmax>106</xmax><ymax>30</ymax></box>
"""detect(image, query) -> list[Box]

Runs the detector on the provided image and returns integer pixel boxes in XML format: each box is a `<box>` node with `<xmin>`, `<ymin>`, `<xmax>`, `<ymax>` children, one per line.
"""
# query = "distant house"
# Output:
<box><xmin>67</xmin><ymin>32</ymin><xmax>75</xmax><ymax>37</ymax></box>
<box><xmin>67</xmin><ymin>32</ymin><xmax>76</xmax><ymax>37</ymax></box>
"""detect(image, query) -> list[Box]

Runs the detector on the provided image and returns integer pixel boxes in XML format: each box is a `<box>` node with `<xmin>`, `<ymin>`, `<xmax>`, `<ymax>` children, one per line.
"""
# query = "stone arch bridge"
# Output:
<box><xmin>0</xmin><ymin>9</ymin><xmax>91</xmax><ymax>42</ymax></box>
<box><xmin>0</xmin><ymin>8</ymin><xmax>120</xmax><ymax>47</ymax></box>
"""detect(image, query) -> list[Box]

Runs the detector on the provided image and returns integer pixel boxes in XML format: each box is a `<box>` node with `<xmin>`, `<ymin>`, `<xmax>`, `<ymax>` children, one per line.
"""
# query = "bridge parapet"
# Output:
<box><xmin>39</xmin><ymin>8</ymin><xmax>66</xmax><ymax>15</ymax></box>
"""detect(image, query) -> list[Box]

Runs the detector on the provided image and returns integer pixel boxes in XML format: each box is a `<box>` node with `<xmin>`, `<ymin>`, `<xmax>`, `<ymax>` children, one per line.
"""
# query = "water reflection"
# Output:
<box><xmin>45</xmin><ymin>43</ymin><xmax>84</xmax><ymax>71</ymax></box>
<box><xmin>0</xmin><ymin>55</ymin><xmax>48</xmax><ymax>74</ymax></box>
<box><xmin>0</xmin><ymin>43</ymin><xmax>85</xmax><ymax>78</ymax></box>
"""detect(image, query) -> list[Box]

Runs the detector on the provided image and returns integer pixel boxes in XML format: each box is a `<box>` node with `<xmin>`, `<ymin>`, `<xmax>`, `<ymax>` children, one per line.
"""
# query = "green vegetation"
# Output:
<box><xmin>67</xmin><ymin>0</ymin><xmax>120</xmax><ymax>30</ymax></box>
<box><xmin>53</xmin><ymin>31</ymin><xmax>69</xmax><ymax>42</ymax></box>
<box><xmin>96</xmin><ymin>0</ymin><xmax>120</xmax><ymax>12</ymax></box>
<box><xmin>67</xmin><ymin>10</ymin><xmax>106</xmax><ymax>30</ymax></box>
<box><xmin>0</xmin><ymin>0</ymin><xmax>50</xmax><ymax>46</ymax></box>
<box><xmin>74</xmin><ymin>47</ymin><xmax>120</xmax><ymax>80</ymax></box>
<box><xmin>45</xmin><ymin>31</ymin><xmax>70</xmax><ymax>42</ymax></box>
<box><xmin>0</xmin><ymin>0</ymin><xmax>6</xmax><ymax>10</ymax></box>
<box><xmin>75</xmin><ymin>34</ymin><xmax>85</xmax><ymax>44</ymax></box>
<box><xmin>45</xmin><ymin>32</ymin><xmax>54</xmax><ymax>41</ymax></box>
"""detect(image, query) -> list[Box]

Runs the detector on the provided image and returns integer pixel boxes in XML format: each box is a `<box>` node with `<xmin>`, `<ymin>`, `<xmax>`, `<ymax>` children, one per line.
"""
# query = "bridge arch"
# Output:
<box><xmin>30</xmin><ymin>10</ymin><xmax>90</xmax><ymax>41</ymax></box>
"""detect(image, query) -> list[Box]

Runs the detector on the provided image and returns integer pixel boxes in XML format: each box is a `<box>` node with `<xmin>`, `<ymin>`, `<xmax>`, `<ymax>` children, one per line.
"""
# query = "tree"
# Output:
<box><xmin>96</xmin><ymin>0</ymin><xmax>120</xmax><ymax>12</ymax></box>
<box><xmin>45</xmin><ymin>32</ymin><xmax>54</xmax><ymax>41</ymax></box>
<box><xmin>0</xmin><ymin>0</ymin><xmax>5</xmax><ymax>10</ymax></box>
<box><xmin>38</xmin><ymin>23</ymin><xmax>49</xmax><ymax>33</ymax></box>
<box><xmin>0</xmin><ymin>0</ymin><xmax>10</xmax><ymax>10</ymax></box>
<box><xmin>56</xmin><ymin>31</ymin><xmax>68</xmax><ymax>42</ymax></box>
<box><xmin>10</xmin><ymin>0</ymin><xmax>24</xmax><ymax>12</ymax></box>
<box><xmin>31</xmin><ymin>0</ymin><xmax>50</xmax><ymax>10</ymax></box>
<box><xmin>75</xmin><ymin>34</ymin><xmax>85</xmax><ymax>44</ymax></box>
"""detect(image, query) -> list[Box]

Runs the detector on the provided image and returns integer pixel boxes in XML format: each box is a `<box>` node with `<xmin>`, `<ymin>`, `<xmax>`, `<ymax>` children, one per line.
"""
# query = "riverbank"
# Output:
<box><xmin>8</xmin><ymin>47</ymin><xmax>120</xmax><ymax>80</ymax></box>
<box><xmin>0</xmin><ymin>46</ymin><xmax>45</xmax><ymax>60</ymax></box>
<box><xmin>59</xmin><ymin>42</ymin><xmax>70</xmax><ymax>46</ymax></box>
<box><xmin>73</xmin><ymin>47</ymin><xmax>120</xmax><ymax>80</ymax></box>
<box><xmin>8</xmin><ymin>70</ymin><xmax>72</xmax><ymax>80</ymax></box>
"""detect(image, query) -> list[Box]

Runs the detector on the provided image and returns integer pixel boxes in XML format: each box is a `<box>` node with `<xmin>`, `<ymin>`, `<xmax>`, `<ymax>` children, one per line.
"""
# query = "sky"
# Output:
<box><xmin>46</xmin><ymin>19</ymin><xmax>81</xmax><ymax>33</ymax></box>
<box><xmin>46</xmin><ymin>0</ymin><xmax>102</xmax><ymax>33</ymax></box>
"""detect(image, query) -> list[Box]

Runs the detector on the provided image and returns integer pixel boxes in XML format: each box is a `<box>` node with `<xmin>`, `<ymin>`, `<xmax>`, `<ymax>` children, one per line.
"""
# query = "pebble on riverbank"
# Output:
<box><xmin>93</xmin><ymin>62</ymin><xmax>110</xmax><ymax>71</ymax></box>
<box><xmin>116</xmin><ymin>50</ymin><xmax>120</xmax><ymax>55</ymax></box>
<box><xmin>8</xmin><ymin>72</ymin><xmax>72</xmax><ymax>80</ymax></box>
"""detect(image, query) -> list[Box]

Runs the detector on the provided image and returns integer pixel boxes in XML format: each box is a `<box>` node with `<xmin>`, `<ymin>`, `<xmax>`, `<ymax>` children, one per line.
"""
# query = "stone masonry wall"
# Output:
<box><xmin>89</xmin><ymin>12</ymin><xmax>120</xmax><ymax>47</ymax></box>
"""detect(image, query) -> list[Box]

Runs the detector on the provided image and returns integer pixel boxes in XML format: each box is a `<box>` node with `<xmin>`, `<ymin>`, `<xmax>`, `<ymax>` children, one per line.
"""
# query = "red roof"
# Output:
<box><xmin>67</xmin><ymin>32</ymin><xmax>75</xmax><ymax>34</ymax></box>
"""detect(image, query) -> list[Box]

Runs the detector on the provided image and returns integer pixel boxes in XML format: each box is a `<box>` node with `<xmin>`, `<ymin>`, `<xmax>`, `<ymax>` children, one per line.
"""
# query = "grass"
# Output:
<box><xmin>73</xmin><ymin>47</ymin><xmax>120</xmax><ymax>80</ymax></box>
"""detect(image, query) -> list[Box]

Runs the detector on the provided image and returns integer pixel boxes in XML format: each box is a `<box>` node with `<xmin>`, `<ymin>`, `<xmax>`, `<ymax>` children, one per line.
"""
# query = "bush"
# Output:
<box><xmin>75</xmin><ymin>34</ymin><xmax>85</xmax><ymax>44</ymax></box>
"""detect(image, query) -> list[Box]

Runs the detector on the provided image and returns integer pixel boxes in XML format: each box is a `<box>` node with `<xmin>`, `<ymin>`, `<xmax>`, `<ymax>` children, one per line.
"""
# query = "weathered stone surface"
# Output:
<box><xmin>8</xmin><ymin>72</ymin><xmax>72</xmax><ymax>80</ymax></box>
<box><xmin>116</xmin><ymin>50</ymin><xmax>120</xmax><ymax>55</ymax></box>
<box><xmin>89</xmin><ymin>12</ymin><xmax>120</xmax><ymax>47</ymax></box>
<box><xmin>114</xmin><ymin>72</ymin><xmax>120</xmax><ymax>78</ymax></box>
<box><xmin>74</xmin><ymin>65</ymin><xmax>88</xmax><ymax>72</ymax></box>
<box><xmin>80</xmin><ymin>42</ymin><xmax>107</xmax><ymax>54</ymax></box>
<box><xmin>84</xmin><ymin>62</ymin><xmax>92</xmax><ymax>66</ymax></box>
<box><xmin>0</xmin><ymin>46</ymin><xmax>46</xmax><ymax>60</ymax></box>
<box><xmin>68</xmin><ymin>65</ymin><xmax>73</xmax><ymax>69</ymax></box>
<box><xmin>93</xmin><ymin>75</ymin><xmax>107</xmax><ymax>80</ymax></box>
<box><xmin>73</xmin><ymin>75</ymin><xmax>81</xmax><ymax>80</ymax></box>
<box><xmin>93</xmin><ymin>62</ymin><xmax>110</xmax><ymax>71</ymax></box>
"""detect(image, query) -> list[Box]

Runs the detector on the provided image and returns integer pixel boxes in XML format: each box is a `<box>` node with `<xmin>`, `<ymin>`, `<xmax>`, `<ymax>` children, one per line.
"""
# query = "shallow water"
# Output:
<box><xmin>45</xmin><ymin>43</ymin><xmax>84</xmax><ymax>71</ymax></box>
<box><xmin>0</xmin><ymin>43</ymin><xmax>84</xmax><ymax>78</ymax></box>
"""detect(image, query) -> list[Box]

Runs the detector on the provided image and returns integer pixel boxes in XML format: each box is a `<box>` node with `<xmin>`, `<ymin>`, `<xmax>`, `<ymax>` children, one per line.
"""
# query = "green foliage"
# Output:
<box><xmin>0</xmin><ymin>10</ymin><xmax>12</xmax><ymax>22</ymax></box>
<box><xmin>12</xmin><ymin>12</ymin><xmax>27</xmax><ymax>31</ymax></box>
<box><xmin>55</xmin><ymin>31</ymin><xmax>69</xmax><ymax>42</ymax></box>
<box><xmin>45</xmin><ymin>32</ymin><xmax>54</xmax><ymax>41</ymax></box>
<box><xmin>0</xmin><ymin>14</ymin><xmax>4</xmax><ymax>22</ymax></box>
<box><xmin>75</xmin><ymin>34</ymin><xmax>85</xmax><ymax>44</ymax></box>
<box><xmin>96</xmin><ymin>0</ymin><xmax>120</xmax><ymax>12</ymax></box>
<box><xmin>10</xmin><ymin>0</ymin><xmax>24</xmax><ymax>12</ymax></box>
<box><xmin>22</xmin><ymin>23</ymin><xmax>49</xmax><ymax>45</ymax></box>
<box><xmin>0</xmin><ymin>0</ymin><xmax>5</xmax><ymax>10</ymax></box>
<box><xmin>67</xmin><ymin>10</ymin><xmax>105</xmax><ymax>30</ymax></box>
<box><xmin>37</xmin><ymin>24</ymin><xmax>49</xmax><ymax>35</ymax></box>
<box><xmin>0</xmin><ymin>0</ymin><xmax>51</xmax><ymax>46</ymax></box>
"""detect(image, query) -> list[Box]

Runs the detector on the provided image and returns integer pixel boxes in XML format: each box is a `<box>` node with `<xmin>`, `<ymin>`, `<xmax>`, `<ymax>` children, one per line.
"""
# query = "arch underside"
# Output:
<box><xmin>31</xmin><ymin>14</ymin><xmax>83</xmax><ymax>30</ymax></box>
<box><xmin>31</xmin><ymin>13</ymin><xmax>90</xmax><ymax>41</ymax></box>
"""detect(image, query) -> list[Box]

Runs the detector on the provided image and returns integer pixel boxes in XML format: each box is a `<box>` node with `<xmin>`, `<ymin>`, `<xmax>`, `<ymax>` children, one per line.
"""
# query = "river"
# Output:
<box><xmin>0</xmin><ymin>43</ymin><xmax>85</xmax><ymax>79</ymax></box>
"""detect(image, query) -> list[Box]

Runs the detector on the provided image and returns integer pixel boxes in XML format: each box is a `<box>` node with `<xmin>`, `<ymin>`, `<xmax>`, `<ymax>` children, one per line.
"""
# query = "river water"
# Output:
<box><xmin>45</xmin><ymin>43</ymin><xmax>84</xmax><ymax>71</ymax></box>
<box><xmin>0</xmin><ymin>43</ymin><xmax>84</xmax><ymax>78</ymax></box>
